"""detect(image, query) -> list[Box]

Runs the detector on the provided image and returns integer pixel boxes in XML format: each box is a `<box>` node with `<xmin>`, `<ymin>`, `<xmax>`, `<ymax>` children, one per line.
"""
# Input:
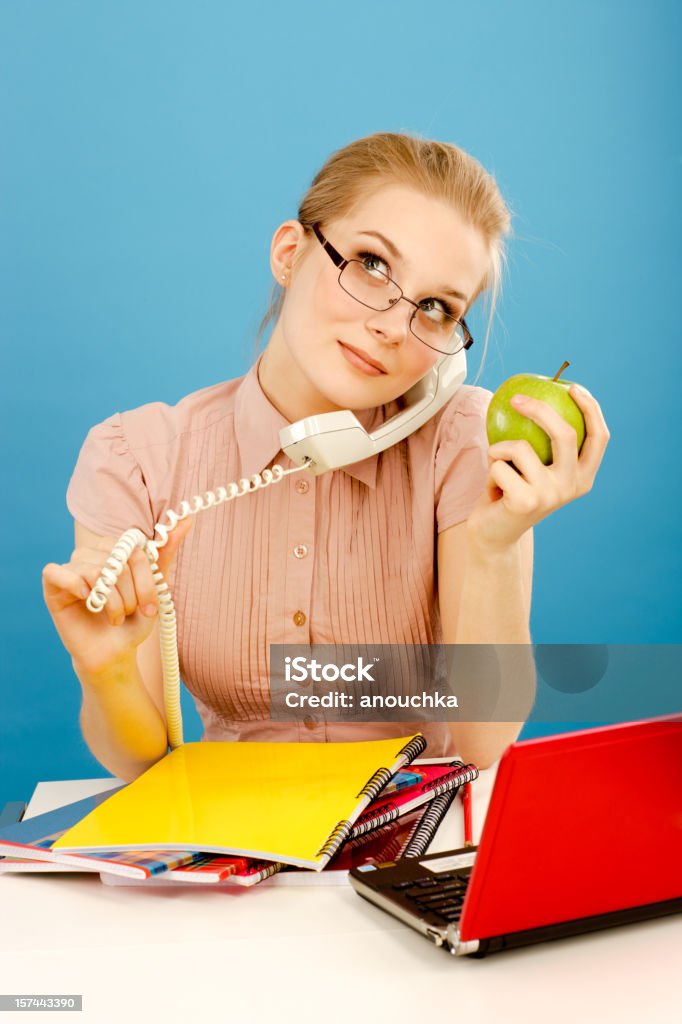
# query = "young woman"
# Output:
<box><xmin>42</xmin><ymin>133</ymin><xmax>610</xmax><ymax>781</ymax></box>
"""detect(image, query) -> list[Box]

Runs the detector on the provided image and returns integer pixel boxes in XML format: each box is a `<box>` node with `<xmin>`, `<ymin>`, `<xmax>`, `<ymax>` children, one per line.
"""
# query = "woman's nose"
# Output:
<box><xmin>365</xmin><ymin>297</ymin><xmax>412</xmax><ymax>344</ymax></box>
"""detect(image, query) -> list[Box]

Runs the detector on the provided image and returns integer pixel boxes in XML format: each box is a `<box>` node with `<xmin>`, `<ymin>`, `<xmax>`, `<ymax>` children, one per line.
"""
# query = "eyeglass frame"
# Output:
<box><xmin>306</xmin><ymin>222</ymin><xmax>474</xmax><ymax>356</ymax></box>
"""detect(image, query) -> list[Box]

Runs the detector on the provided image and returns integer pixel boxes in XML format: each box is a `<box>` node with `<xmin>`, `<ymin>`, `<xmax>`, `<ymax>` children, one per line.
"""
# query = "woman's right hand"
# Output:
<box><xmin>42</xmin><ymin>518</ymin><xmax>192</xmax><ymax>674</ymax></box>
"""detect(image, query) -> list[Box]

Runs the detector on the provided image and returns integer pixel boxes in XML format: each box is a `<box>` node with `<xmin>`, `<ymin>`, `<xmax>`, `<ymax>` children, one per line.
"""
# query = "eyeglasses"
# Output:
<box><xmin>309</xmin><ymin>223</ymin><xmax>474</xmax><ymax>356</ymax></box>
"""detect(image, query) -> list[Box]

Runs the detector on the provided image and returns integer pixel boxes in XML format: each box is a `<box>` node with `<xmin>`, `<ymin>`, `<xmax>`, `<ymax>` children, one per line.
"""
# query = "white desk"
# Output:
<box><xmin>1</xmin><ymin>770</ymin><xmax>680</xmax><ymax>1024</ymax></box>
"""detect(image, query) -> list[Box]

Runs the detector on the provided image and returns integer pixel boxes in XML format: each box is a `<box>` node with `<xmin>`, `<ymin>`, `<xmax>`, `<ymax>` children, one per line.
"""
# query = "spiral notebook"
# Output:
<box><xmin>400</xmin><ymin>787</ymin><xmax>462</xmax><ymax>858</ymax></box>
<box><xmin>351</xmin><ymin>760</ymin><xmax>478</xmax><ymax>838</ymax></box>
<box><xmin>53</xmin><ymin>735</ymin><xmax>427</xmax><ymax>870</ymax></box>
<box><xmin>118</xmin><ymin>854</ymin><xmax>282</xmax><ymax>886</ymax></box>
<box><xmin>100</xmin><ymin>800</ymin><xmax>439</xmax><ymax>887</ymax></box>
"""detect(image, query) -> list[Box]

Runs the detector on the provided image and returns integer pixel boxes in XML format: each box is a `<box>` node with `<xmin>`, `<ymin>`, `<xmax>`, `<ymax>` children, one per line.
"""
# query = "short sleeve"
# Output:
<box><xmin>66</xmin><ymin>413</ymin><xmax>155</xmax><ymax>537</ymax></box>
<box><xmin>434</xmin><ymin>386</ymin><xmax>492</xmax><ymax>533</ymax></box>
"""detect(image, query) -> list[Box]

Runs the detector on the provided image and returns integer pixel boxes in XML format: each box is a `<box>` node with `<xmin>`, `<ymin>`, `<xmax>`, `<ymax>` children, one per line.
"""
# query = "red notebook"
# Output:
<box><xmin>351</xmin><ymin>761</ymin><xmax>478</xmax><ymax>838</ymax></box>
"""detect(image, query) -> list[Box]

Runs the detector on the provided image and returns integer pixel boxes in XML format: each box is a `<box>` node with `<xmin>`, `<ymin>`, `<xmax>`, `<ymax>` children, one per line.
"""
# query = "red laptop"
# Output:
<box><xmin>350</xmin><ymin>715</ymin><xmax>682</xmax><ymax>956</ymax></box>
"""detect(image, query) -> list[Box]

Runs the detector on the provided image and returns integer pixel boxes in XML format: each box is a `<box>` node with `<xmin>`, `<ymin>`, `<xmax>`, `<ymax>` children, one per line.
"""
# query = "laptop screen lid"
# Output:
<box><xmin>459</xmin><ymin>715</ymin><xmax>682</xmax><ymax>943</ymax></box>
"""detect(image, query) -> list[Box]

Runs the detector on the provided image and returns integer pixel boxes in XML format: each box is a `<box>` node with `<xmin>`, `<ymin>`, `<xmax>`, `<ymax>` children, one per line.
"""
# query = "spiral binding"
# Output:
<box><xmin>349</xmin><ymin>765</ymin><xmax>478</xmax><ymax>840</ymax></box>
<box><xmin>424</xmin><ymin>764</ymin><xmax>479</xmax><ymax>796</ymax></box>
<box><xmin>395</xmin><ymin>734</ymin><xmax>427</xmax><ymax>763</ymax></box>
<box><xmin>84</xmin><ymin>460</ymin><xmax>311</xmax><ymax>750</ymax></box>
<box><xmin>315</xmin><ymin>819</ymin><xmax>354</xmax><ymax>861</ymax></box>
<box><xmin>352</xmin><ymin>734</ymin><xmax>426</xmax><ymax>810</ymax></box>
<box><xmin>421</xmin><ymin>761</ymin><xmax>463</xmax><ymax>781</ymax></box>
<box><xmin>253</xmin><ymin>861</ymin><xmax>283</xmax><ymax>883</ymax></box>
<box><xmin>350</xmin><ymin>803</ymin><xmax>399</xmax><ymax>838</ymax></box>
<box><xmin>347</xmin><ymin>823</ymin><xmax>405</xmax><ymax>863</ymax></box>
<box><xmin>355</xmin><ymin>766</ymin><xmax>393</xmax><ymax>802</ymax></box>
<box><xmin>402</xmin><ymin>808</ymin><xmax>425</xmax><ymax>853</ymax></box>
<box><xmin>402</xmin><ymin>789</ymin><xmax>461</xmax><ymax>859</ymax></box>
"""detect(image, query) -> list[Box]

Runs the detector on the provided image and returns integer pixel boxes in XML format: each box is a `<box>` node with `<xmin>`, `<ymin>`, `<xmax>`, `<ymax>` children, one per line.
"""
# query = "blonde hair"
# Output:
<box><xmin>256</xmin><ymin>131</ymin><xmax>511</xmax><ymax>379</ymax></box>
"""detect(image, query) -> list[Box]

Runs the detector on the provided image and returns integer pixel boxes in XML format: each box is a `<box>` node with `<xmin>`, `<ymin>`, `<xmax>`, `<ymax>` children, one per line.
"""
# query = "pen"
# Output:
<box><xmin>461</xmin><ymin>782</ymin><xmax>473</xmax><ymax>847</ymax></box>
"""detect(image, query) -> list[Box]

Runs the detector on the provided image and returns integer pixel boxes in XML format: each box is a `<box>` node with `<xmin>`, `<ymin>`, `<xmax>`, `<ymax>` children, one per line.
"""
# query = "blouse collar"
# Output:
<box><xmin>233</xmin><ymin>359</ymin><xmax>384</xmax><ymax>489</ymax></box>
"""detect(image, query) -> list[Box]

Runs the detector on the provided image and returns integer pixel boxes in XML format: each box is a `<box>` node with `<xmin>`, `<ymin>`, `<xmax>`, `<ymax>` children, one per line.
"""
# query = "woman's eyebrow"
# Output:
<box><xmin>357</xmin><ymin>229</ymin><xmax>468</xmax><ymax>303</ymax></box>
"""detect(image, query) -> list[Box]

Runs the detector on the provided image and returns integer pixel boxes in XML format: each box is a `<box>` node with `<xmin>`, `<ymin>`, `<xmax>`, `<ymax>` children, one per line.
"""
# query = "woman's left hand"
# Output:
<box><xmin>466</xmin><ymin>384</ymin><xmax>610</xmax><ymax>553</ymax></box>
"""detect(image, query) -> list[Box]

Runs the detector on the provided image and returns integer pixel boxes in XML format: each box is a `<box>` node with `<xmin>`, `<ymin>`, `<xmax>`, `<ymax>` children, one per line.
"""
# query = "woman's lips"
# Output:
<box><xmin>337</xmin><ymin>341</ymin><xmax>387</xmax><ymax>376</ymax></box>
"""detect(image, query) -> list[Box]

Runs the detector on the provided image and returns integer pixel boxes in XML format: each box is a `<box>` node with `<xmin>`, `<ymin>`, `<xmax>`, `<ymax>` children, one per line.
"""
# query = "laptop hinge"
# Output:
<box><xmin>447</xmin><ymin>924</ymin><xmax>480</xmax><ymax>956</ymax></box>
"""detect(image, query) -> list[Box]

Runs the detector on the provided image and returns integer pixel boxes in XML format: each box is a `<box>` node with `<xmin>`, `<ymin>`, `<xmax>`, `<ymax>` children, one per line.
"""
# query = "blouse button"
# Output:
<box><xmin>295</xmin><ymin>479</ymin><xmax>309</xmax><ymax>494</ymax></box>
<box><xmin>303</xmin><ymin>715</ymin><xmax>318</xmax><ymax>730</ymax></box>
<box><xmin>293</xmin><ymin>544</ymin><xmax>308</xmax><ymax>559</ymax></box>
<box><xmin>293</xmin><ymin>611</ymin><xmax>307</xmax><ymax>627</ymax></box>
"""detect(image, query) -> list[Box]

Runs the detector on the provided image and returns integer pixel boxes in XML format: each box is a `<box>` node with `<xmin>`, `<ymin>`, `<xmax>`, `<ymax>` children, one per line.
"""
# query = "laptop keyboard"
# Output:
<box><xmin>392</xmin><ymin>871</ymin><xmax>471</xmax><ymax>923</ymax></box>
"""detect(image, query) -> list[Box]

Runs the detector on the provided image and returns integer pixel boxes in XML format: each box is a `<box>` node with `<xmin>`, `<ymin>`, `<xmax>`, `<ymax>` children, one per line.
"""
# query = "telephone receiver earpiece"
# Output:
<box><xmin>280</xmin><ymin>348</ymin><xmax>468</xmax><ymax>474</ymax></box>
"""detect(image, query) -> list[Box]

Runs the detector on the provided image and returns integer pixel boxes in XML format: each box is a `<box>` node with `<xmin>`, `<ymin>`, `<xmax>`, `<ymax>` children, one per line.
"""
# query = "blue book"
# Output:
<box><xmin>0</xmin><ymin>787</ymin><xmax>201</xmax><ymax>878</ymax></box>
<box><xmin>383</xmin><ymin>769</ymin><xmax>425</xmax><ymax>794</ymax></box>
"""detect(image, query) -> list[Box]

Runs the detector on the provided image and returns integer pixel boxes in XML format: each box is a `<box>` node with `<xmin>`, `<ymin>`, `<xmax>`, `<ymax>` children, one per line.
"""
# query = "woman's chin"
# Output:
<box><xmin>311</xmin><ymin>377</ymin><xmax>393</xmax><ymax>413</ymax></box>
<box><xmin>312</xmin><ymin>359</ymin><xmax>396</xmax><ymax>410</ymax></box>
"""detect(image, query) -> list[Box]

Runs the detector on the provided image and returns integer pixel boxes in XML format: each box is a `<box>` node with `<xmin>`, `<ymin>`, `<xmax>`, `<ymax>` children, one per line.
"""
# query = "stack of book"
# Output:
<box><xmin>0</xmin><ymin>735</ymin><xmax>477</xmax><ymax>888</ymax></box>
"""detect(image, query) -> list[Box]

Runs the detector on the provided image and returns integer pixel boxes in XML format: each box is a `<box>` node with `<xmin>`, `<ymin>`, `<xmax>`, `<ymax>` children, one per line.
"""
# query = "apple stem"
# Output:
<box><xmin>553</xmin><ymin>360</ymin><xmax>570</xmax><ymax>382</ymax></box>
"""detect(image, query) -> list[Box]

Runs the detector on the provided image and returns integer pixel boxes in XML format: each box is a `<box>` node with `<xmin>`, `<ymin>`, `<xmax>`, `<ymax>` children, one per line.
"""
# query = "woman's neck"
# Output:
<box><xmin>257</xmin><ymin>332</ymin><xmax>344</xmax><ymax>423</ymax></box>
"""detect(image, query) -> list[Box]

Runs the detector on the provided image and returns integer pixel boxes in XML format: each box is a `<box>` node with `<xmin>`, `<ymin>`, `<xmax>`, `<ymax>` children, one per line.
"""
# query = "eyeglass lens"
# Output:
<box><xmin>339</xmin><ymin>261</ymin><xmax>465</xmax><ymax>354</ymax></box>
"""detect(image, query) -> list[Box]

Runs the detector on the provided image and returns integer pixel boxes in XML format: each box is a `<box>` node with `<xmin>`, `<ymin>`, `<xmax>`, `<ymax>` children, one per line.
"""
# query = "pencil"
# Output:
<box><xmin>461</xmin><ymin>782</ymin><xmax>473</xmax><ymax>847</ymax></box>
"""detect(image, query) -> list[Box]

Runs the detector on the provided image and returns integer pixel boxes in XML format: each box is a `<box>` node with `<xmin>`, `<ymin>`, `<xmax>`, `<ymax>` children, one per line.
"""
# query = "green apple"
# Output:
<box><xmin>486</xmin><ymin>362</ymin><xmax>586</xmax><ymax>466</ymax></box>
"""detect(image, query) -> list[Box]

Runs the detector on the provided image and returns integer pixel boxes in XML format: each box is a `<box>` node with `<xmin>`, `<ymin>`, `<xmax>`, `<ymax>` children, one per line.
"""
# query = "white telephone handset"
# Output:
<box><xmin>280</xmin><ymin>349</ymin><xmax>466</xmax><ymax>473</ymax></box>
<box><xmin>85</xmin><ymin>347</ymin><xmax>469</xmax><ymax>748</ymax></box>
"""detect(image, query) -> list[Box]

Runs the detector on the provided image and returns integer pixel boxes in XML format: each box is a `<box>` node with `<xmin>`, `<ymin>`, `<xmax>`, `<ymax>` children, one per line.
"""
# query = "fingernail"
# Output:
<box><xmin>113</xmin><ymin>615</ymin><xmax>125</xmax><ymax>627</ymax></box>
<box><xmin>511</xmin><ymin>394</ymin><xmax>528</xmax><ymax>406</ymax></box>
<box><xmin>81</xmin><ymin>585</ymin><xmax>90</xmax><ymax>600</ymax></box>
<box><xmin>572</xmin><ymin>383</ymin><xmax>591</xmax><ymax>398</ymax></box>
<box><xmin>142</xmin><ymin>604</ymin><xmax>157</xmax><ymax>617</ymax></box>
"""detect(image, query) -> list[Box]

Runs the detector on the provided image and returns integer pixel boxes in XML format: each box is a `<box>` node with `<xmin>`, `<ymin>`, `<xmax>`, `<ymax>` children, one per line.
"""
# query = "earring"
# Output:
<box><xmin>280</xmin><ymin>273</ymin><xmax>287</xmax><ymax>283</ymax></box>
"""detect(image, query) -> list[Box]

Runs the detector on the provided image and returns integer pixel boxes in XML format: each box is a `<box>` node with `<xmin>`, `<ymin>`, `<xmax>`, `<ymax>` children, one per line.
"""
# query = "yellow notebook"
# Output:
<box><xmin>53</xmin><ymin>735</ymin><xmax>426</xmax><ymax>870</ymax></box>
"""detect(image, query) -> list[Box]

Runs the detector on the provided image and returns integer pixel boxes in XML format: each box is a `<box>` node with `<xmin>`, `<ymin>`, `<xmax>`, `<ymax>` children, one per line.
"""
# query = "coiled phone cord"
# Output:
<box><xmin>85</xmin><ymin>461</ymin><xmax>311</xmax><ymax>750</ymax></box>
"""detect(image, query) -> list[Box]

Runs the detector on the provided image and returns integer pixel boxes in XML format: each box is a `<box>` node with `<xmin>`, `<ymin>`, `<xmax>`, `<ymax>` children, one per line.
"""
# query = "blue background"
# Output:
<box><xmin>1</xmin><ymin>1</ymin><xmax>680</xmax><ymax>805</ymax></box>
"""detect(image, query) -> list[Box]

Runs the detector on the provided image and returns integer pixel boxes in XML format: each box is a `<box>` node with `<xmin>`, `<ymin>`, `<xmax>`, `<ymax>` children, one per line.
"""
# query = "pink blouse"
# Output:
<box><xmin>66</xmin><ymin>359</ymin><xmax>492</xmax><ymax>756</ymax></box>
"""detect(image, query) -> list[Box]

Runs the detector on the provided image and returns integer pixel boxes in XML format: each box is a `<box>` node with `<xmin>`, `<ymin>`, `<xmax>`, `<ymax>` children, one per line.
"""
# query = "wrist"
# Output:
<box><xmin>464</xmin><ymin>523</ymin><xmax>524</xmax><ymax>565</ymax></box>
<box><xmin>72</xmin><ymin>648</ymin><xmax>138</xmax><ymax>687</ymax></box>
